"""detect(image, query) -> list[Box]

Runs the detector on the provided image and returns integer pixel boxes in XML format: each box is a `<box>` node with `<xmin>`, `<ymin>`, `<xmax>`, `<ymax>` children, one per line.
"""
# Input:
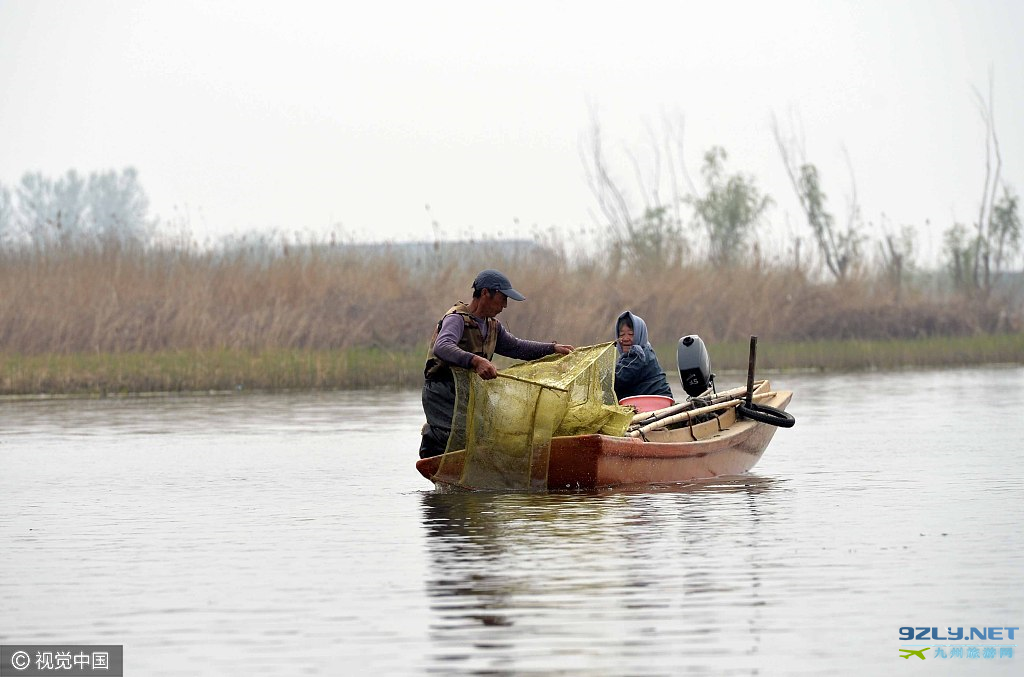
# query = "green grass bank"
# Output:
<box><xmin>3</xmin><ymin>334</ymin><xmax>1022</xmax><ymax>397</ymax></box>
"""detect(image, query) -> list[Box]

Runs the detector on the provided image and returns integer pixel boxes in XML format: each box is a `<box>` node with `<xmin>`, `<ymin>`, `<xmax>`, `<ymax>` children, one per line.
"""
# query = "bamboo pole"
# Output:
<box><xmin>627</xmin><ymin>390</ymin><xmax>776</xmax><ymax>437</ymax></box>
<box><xmin>629</xmin><ymin>381</ymin><xmax>765</xmax><ymax>425</ymax></box>
<box><xmin>495</xmin><ymin>371</ymin><xmax>569</xmax><ymax>391</ymax></box>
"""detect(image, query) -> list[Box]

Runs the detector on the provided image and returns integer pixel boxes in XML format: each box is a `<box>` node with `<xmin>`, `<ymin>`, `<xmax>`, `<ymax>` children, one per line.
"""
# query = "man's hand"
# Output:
<box><xmin>471</xmin><ymin>355</ymin><xmax>499</xmax><ymax>380</ymax></box>
<box><xmin>552</xmin><ymin>343</ymin><xmax>574</xmax><ymax>355</ymax></box>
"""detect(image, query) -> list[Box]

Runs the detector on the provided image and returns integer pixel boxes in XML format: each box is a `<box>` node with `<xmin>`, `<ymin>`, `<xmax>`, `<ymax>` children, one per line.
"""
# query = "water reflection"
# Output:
<box><xmin>419</xmin><ymin>476</ymin><xmax>780</xmax><ymax>672</ymax></box>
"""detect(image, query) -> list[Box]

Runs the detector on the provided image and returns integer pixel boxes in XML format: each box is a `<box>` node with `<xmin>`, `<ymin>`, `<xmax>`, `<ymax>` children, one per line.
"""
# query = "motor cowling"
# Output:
<box><xmin>677</xmin><ymin>335</ymin><xmax>712</xmax><ymax>398</ymax></box>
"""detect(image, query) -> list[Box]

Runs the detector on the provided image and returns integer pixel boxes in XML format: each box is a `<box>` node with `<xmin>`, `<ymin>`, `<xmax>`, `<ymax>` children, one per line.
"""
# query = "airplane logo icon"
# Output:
<box><xmin>899</xmin><ymin>648</ymin><xmax>929</xmax><ymax>660</ymax></box>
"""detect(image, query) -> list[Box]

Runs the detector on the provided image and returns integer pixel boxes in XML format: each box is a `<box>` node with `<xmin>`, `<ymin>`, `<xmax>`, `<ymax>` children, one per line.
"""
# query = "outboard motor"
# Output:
<box><xmin>677</xmin><ymin>335</ymin><xmax>713</xmax><ymax>398</ymax></box>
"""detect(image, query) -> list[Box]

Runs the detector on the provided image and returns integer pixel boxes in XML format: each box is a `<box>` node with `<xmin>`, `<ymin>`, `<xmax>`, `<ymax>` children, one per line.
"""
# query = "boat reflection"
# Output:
<box><xmin>418</xmin><ymin>476</ymin><xmax>780</xmax><ymax>671</ymax></box>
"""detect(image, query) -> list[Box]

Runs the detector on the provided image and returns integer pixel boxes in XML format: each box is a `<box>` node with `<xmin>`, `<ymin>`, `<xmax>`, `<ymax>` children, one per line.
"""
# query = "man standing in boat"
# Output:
<box><xmin>419</xmin><ymin>269</ymin><xmax>574</xmax><ymax>458</ymax></box>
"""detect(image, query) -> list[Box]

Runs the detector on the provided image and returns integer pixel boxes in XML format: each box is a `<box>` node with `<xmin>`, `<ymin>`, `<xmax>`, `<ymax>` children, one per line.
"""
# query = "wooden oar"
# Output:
<box><xmin>628</xmin><ymin>390</ymin><xmax>777</xmax><ymax>437</ymax></box>
<box><xmin>629</xmin><ymin>381</ymin><xmax>766</xmax><ymax>425</ymax></box>
<box><xmin>628</xmin><ymin>384</ymin><xmax>744</xmax><ymax>423</ymax></box>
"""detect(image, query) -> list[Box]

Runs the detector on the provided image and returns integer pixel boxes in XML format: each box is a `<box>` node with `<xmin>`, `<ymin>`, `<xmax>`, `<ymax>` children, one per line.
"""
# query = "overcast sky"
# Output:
<box><xmin>1</xmin><ymin>0</ymin><xmax>1022</xmax><ymax>262</ymax></box>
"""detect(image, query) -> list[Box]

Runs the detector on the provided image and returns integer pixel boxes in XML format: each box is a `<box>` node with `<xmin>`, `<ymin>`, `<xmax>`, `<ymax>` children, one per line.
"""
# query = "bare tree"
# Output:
<box><xmin>877</xmin><ymin>216</ymin><xmax>916</xmax><ymax>303</ymax></box>
<box><xmin>971</xmin><ymin>72</ymin><xmax>1002</xmax><ymax>293</ymax></box>
<box><xmin>772</xmin><ymin>113</ymin><xmax>864</xmax><ymax>281</ymax></box>
<box><xmin>944</xmin><ymin>71</ymin><xmax>1021</xmax><ymax>296</ymax></box>
<box><xmin>581</xmin><ymin>113</ymin><xmax>633</xmax><ymax>244</ymax></box>
<box><xmin>580</xmin><ymin>111</ymin><xmax>691</xmax><ymax>270</ymax></box>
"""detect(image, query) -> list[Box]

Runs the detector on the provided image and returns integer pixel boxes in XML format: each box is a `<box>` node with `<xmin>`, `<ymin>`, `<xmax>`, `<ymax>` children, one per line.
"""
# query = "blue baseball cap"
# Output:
<box><xmin>472</xmin><ymin>269</ymin><xmax>526</xmax><ymax>301</ymax></box>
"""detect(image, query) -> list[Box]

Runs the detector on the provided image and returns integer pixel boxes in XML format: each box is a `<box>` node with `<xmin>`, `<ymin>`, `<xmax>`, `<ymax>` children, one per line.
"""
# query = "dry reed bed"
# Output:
<box><xmin>4</xmin><ymin>241</ymin><xmax>1019</xmax><ymax>356</ymax></box>
<box><xmin>1</xmin><ymin>241</ymin><xmax>1020</xmax><ymax>395</ymax></box>
<box><xmin>0</xmin><ymin>242</ymin><xmax>1018</xmax><ymax>358</ymax></box>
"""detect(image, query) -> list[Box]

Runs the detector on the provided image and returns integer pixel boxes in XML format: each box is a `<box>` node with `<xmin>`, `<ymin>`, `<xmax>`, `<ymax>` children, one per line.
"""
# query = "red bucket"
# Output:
<box><xmin>618</xmin><ymin>395</ymin><xmax>674</xmax><ymax>413</ymax></box>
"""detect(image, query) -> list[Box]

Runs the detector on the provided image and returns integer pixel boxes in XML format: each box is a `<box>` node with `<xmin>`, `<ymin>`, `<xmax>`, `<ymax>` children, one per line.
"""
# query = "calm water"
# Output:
<box><xmin>2</xmin><ymin>367</ymin><xmax>1022</xmax><ymax>675</ymax></box>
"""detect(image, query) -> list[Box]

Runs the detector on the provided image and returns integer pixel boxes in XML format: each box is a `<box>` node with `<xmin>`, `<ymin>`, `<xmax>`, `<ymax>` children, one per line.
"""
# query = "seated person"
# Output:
<box><xmin>614</xmin><ymin>310</ymin><xmax>673</xmax><ymax>401</ymax></box>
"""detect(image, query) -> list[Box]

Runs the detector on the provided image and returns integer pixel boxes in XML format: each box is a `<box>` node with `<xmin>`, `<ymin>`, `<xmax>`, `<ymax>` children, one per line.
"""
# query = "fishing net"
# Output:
<box><xmin>435</xmin><ymin>342</ymin><xmax>633</xmax><ymax>490</ymax></box>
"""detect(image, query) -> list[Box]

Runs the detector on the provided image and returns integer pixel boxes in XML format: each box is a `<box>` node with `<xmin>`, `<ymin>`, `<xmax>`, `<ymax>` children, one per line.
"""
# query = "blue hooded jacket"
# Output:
<box><xmin>614</xmin><ymin>310</ymin><xmax>673</xmax><ymax>400</ymax></box>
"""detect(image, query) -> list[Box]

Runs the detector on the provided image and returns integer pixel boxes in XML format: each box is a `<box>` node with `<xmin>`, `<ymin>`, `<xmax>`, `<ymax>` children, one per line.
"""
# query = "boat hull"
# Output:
<box><xmin>417</xmin><ymin>390</ymin><xmax>793</xmax><ymax>491</ymax></box>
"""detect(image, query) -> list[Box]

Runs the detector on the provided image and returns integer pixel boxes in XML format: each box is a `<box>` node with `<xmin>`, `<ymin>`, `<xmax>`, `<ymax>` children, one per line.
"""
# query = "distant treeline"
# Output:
<box><xmin>0</xmin><ymin>168</ymin><xmax>154</xmax><ymax>247</ymax></box>
<box><xmin>1</xmin><ymin>144</ymin><xmax>1022</xmax><ymax>394</ymax></box>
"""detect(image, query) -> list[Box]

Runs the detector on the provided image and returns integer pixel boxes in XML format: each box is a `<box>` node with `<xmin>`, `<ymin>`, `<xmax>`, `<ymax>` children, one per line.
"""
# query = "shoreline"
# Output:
<box><xmin>2</xmin><ymin>334</ymin><xmax>1021</xmax><ymax>398</ymax></box>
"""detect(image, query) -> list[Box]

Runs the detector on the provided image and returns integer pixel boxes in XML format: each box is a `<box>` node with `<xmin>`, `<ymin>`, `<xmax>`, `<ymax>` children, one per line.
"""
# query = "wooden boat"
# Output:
<box><xmin>417</xmin><ymin>379</ymin><xmax>794</xmax><ymax>491</ymax></box>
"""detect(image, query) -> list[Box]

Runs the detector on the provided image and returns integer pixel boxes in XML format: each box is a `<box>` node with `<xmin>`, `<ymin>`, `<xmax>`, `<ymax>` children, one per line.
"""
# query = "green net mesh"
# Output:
<box><xmin>435</xmin><ymin>342</ymin><xmax>633</xmax><ymax>490</ymax></box>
